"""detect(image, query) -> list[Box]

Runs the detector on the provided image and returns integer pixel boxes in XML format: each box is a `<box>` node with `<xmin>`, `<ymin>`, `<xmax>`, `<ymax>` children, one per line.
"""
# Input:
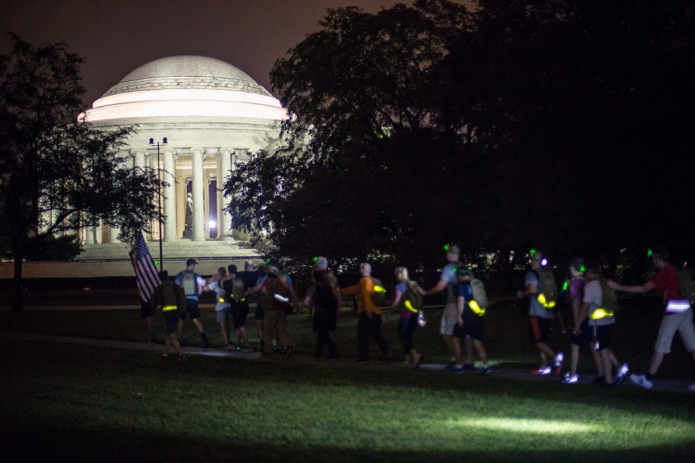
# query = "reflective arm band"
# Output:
<box><xmin>666</xmin><ymin>299</ymin><xmax>691</xmax><ymax>314</ymax></box>
<box><xmin>590</xmin><ymin>308</ymin><xmax>614</xmax><ymax>320</ymax></box>
<box><xmin>404</xmin><ymin>300</ymin><xmax>418</xmax><ymax>313</ymax></box>
<box><xmin>537</xmin><ymin>293</ymin><xmax>556</xmax><ymax>309</ymax></box>
<box><xmin>468</xmin><ymin>300</ymin><xmax>486</xmax><ymax>316</ymax></box>
<box><xmin>163</xmin><ymin>305</ymin><xmax>178</xmax><ymax>312</ymax></box>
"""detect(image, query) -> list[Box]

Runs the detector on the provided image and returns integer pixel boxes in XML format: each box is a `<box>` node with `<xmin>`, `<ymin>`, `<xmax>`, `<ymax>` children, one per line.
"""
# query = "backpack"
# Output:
<box><xmin>182</xmin><ymin>272</ymin><xmax>197</xmax><ymax>296</ymax></box>
<box><xmin>598</xmin><ymin>278</ymin><xmax>620</xmax><ymax>316</ymax></box>
<box><xmin>402</xmin><ymin>281</ymin><xmax>423</xmax><ymax>313</ymax></box>
<box><xmin>534</xmin><ymin>269</ymin><xmax>558</xmax><ymax>309</ymax></box>
<box><xmin>312</xmin><ymin>284</ymin><xmax>337</xmax><ymax>311</ymax></box>
<box><xmin>230</xmin><ymin>277</ymin><xmax>246</xmax><ymax>302</ymax></box>
<box><xmin>370</xmin><ymin>277</ymin><xmax>387</xmax><ymax>306</ymax></box>
<box><xmin>470</xmin><ymin>278</ymin><xmax>488</xmax><ymax>309</ymax></box>
<box><xmin>676</xmin><ymin>269</ymin><xmax>694</xmax><ymax>304</ymax></box>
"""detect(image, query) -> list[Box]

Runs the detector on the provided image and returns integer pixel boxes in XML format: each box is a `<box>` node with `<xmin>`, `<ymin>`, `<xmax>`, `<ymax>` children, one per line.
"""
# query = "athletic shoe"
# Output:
<box><xmin>532</xmin><ymin>366</ymin><xmax>552</xmax><ymax>376</ymax></box>
<box><xmin>447</xmin><ymin>365</ymin><xmax>465</xmax><ymax>374</ymax></box>
<box><xmin>446</xmin><ymin>360</ymin><xmax>457</xmax><ymax>369</ymax></box>
<box><xmin>562</xmin><ymin>373</ymin><xmax>578</xmax><ymax>384</ymax></box>
<box><xmin>553</xmin><ymin>352</ymin><xmax>564</xmax><ymax>374</ymax></box>
<box><xmin>285</xmin><ymin>346</ymin><xmax>295</xmax><ymax>359</ymax></box>
<box><xmin>615</xmin><ymin>363</ymin><xmax>630</xmax><ymax>385</ymax></box>
<box><xmin>463</xmin><ymin>363</ymin><xmax>475</xmax><ymax>371</ymax></box>
<box><xmin>480</xmin><ymin>366</ymin><xmax>493</xmax><ymax>376</ymax></box>
<box><xmin>629</xmin><ymin>374</ymin><xmax>654</xmax><ymax>390</ymax></box>
<box><xmin>688</xmin><ymin>383</ymin><xmax>695</xmax><ymax>392</ymax></box>
<box><xmin>201</xmin><ymin>333</ymin><xmax>209</xmax><ymax>349</ymax></box>
<box><xmin>240</xmin><ymin>346</ymin><xmax>254</xmax><ymax>353</ymax></box>
<box><xmin>223</xmin><ymin>344</ymin><xmax>232</xmax><ymax>352</ymax></box>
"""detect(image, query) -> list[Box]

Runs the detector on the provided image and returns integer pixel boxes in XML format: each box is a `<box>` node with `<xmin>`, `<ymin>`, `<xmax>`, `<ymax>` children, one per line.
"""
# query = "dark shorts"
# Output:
<box><xmin>594</xmin><ymin>323</ymin><xmax>613</xmax><ymax>351</ymax></box>
<box><xmin>230</xmin><ymin>301</ymin><xmax>250</xmax><ymax>329</ymax></box>
<box><xmin>571</xmin><ymin>320</ymin><xmax>594</xmax><ymax>346</ymax></box>
<box><xmin>180</xmin><ymin>298</ymin><xmax>201</xmax><ymax>320</ymax></box>
<box><xmin>453</xmin><ymin>315</ymin><xmax>484</xmax><ymax>341</ymax></box>
<box><xmin>528</xmin><ymin>315</ymin><xmax>552</xmax><ymax>344</ymax></box>
<box><xmin>141</xmin><ymin>300</ymin><xmax>154</xmax><ymax>319</ymax></box>
<box><xmin>255</xmin><ymin>303</ymin><xmax>265</xmax><ymax>321</ymax></box>
<box><xmin>162</xmin><ymin>310</ymin><xmax>179</xmax><ymax>334</ymax></box>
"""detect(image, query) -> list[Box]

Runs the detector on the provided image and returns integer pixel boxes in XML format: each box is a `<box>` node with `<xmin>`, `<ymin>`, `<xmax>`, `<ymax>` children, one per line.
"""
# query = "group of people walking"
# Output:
<box><xmin>517</xmin><ymin>247</ymin><xmax>695</xmax><ymax>391</ymax></box>
<box><xmin>146</xmin><ymin>244</ymin><xmax>695</xmax><ymax>392</ymax></box>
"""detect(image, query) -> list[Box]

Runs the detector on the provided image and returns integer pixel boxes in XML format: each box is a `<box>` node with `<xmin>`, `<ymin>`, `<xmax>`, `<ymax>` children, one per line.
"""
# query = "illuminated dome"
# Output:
<box><xmin>85</xmin><ymin>55</ymin><xmax>285</xmax><ymax>122</ymax></box>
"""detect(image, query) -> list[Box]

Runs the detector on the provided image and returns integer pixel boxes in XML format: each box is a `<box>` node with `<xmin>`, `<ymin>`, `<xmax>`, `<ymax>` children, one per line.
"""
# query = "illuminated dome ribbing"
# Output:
<box><xmin>85</xmin><ymin>55</ymin><xmax>285</xmax><ymax>122</ymax></box>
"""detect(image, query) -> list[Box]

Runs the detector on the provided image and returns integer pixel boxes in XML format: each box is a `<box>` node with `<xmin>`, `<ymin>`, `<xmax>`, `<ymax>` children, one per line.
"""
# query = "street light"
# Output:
<box><xmin>149</xmin><ymin>137</ymin><xmax>167</xmax><ymax>272</ymax></box>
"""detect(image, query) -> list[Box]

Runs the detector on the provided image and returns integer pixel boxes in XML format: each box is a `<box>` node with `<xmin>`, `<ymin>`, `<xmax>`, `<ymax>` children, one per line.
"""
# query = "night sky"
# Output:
<box><xmin>1</xmin><ymin>0</ymin><xmax>435</xmax><ymax>105</ymax></box>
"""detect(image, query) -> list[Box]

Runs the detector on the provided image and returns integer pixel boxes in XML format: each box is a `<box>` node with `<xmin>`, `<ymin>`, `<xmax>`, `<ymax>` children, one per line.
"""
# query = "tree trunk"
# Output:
<box><xmin>11</xmin><ymin>248</ymin><xmax>24</xmax><ymax>313</ymax></box>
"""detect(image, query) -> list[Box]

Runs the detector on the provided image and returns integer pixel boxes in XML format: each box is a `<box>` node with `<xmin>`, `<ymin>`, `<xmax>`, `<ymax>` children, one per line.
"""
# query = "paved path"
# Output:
<box><xmin>4</xmin><ymin>332</ymin><xmax>693</xmax><ymax>394</ymax></box>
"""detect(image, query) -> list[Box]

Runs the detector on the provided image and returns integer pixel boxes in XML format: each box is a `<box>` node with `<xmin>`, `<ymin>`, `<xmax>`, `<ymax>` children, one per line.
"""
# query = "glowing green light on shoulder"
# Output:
<box><xmin>443</xmin><ymin>244</ymin><xmax>450</xmax><ymax>251</ymax></box>
<box><xmin>647</xmin><ymin>248</ymin><xmax>653</xmax><ymax>258</ymax></box>
<box><xmin>562</xmin><ymin>280</ymin><xmax>569</xmax><ymax>291</ymax></box>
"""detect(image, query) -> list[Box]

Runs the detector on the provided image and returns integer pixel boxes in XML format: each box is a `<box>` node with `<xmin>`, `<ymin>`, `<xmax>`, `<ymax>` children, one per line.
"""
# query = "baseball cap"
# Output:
<box><xmin>315</xmin><ymin>256</ymin><xmax>328</xmax><ymax>270</ymax></box>
<box><xmin>186</xmin><ymin>258</ymin><xmax>198</xmax><ymax>266</ymax></box>
<box><xmin>267</xmin><ymin>266</ymin><xmax>280</xmax><ymax>276</ymax></box>
<box><xmin>446</xmin><ymin>245</ymin><xmax>460</xmax><ymax>255</ymax></box>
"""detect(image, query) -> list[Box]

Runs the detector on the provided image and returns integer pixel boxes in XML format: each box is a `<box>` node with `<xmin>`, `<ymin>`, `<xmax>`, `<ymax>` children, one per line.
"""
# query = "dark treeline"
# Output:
<box><xmin>224</xmin><ymin>0</ymin><xmax>695</xmax><ymax>285</ymax></box>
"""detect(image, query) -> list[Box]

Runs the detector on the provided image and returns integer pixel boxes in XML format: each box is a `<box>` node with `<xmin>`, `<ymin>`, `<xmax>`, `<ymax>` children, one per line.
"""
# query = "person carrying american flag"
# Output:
<box><xmin>129</xmin><ymin>232</ymin><xmax>160</xmax><ymax>344</ymax></box>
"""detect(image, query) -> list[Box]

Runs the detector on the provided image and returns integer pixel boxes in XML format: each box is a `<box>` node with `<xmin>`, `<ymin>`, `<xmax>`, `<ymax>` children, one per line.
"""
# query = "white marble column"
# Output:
<box><xmin>191</xmin><ymin>148</ymin><xmax>206</xmax><ymax>241</ymax></box>
<box><xmin>219</xmin><ymin>148</ymin><xmax>233</xmax><ymax>241</ymax></box>
<box><xmin>84</xmin><ymin>226</ymin><xmax>95</xmax><ymax>244</ymax></box>
<box><xmin>163</xmin><ymin>149</ymin><xmax>177</xmax><ymax>242</ymax></box>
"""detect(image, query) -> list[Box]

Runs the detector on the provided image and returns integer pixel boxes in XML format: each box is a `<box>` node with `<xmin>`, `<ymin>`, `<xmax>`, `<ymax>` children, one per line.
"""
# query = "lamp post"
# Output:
<box><xmin>149</xmin><ymin>137</ymin><xmax>167</xmax><ymax>272</ymax></box>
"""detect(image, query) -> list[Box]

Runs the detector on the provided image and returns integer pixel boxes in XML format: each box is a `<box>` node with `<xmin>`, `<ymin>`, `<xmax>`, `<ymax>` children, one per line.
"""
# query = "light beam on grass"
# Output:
<box><xmin>450</xmin><ymin>417</ymin><xmax>596</xmax><ymax>434</ymax></box>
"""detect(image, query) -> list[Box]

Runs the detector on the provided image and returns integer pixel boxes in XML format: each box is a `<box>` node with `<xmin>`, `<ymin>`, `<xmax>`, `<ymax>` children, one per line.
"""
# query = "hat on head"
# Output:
<box><xmin>315</xmin><ymin>256</ymin><xmax>328</xmax><ymax>270</ymax></box>
<box><xmin>447</xmin><ymin>245</ymin><xmax>460</xmax><ymax>256</ymax></box>
<box><xmin>186</xmin><ymin>258</ymin><xmax>198</xmax><ymax>266</ymax></box>
<box><xmin>569</xmin><ymin>257</ymin><xmax>584</xmax><ymax>273</ymax></box>
<box><xmin>267</xmin><ymin>266</ymin><xmax>280</xmax><ymax>276</ymax></box>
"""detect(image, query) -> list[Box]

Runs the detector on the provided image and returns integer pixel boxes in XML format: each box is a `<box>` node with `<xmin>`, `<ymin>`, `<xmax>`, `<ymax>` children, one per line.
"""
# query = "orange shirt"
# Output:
<box><xmin>341</xmin><ymin>276</ymin><xmax>381</xmax><ymax>315</ymax></box>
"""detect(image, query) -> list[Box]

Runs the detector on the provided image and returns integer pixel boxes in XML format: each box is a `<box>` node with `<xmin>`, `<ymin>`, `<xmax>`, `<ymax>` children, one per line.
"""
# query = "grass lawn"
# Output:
<box><xmin>2</xmin><ymin>296</ymin><xmax>695</xmax><ymax>462</ymax></box>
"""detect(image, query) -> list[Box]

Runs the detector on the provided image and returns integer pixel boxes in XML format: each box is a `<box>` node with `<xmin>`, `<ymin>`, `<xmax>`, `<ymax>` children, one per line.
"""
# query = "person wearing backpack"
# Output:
<box><xmin>259</xmin><ymin>266</ymin><xmax>297</xmax><ymax>357</ymax></box>
<box><xmin>174</xmin><ymin>258</ymin><xmax>210</xmax><ymax>348</ymax></box>
<box><xmin>150</xmin><ymin>270</ymin><xmax>186</xmax><ymax>360</ymax></box>
<box><xmin>574</xmin><ymin>262</ymin><xmax>629</xmax><ymax>386</ymax></box>
<box><xmin>391</xmin><ymin>266</ymin><xmax>425</xmax><ymax>368</ymax></box>
<box><xmin>562</xmin><ymin>258</ymin><xmax>629</xmax><ymax>385</ymax></box>
<box><xmin>221</xmin><ymin>263</ymin><xmax>254</xmax><ymax>353</ymax></box>
<box><xmin>516</xmin><ymin>250</ymin><xmax>564</xmax><ymax>376</ymax></box>
<box><xmin>609</xmin><ymin>247</ymin><xmax>695</xmax><ymax>391</ymax></box>
<box><xmin>423</xmin><ymin>245</ymin><xmax>465</xmax><ymax>372</ymax></box>
<box><xmin>206</xmin><ymin>267</ymin><xmax>233</xmax><ymax>350</ymax></box>
<box><xmin>341</xmin><ymin>262</ymin><xmax>391</xmax><ymax>363</ymax></box>
<box><xmin>304</xmin><ymin>270</ymin><xmax>340</xmax><ymax>362</ymax></box>
<box><xmin>455</xmin><ymin>267</ymin><xmax>492</xmax><ymax>375</ymax></box>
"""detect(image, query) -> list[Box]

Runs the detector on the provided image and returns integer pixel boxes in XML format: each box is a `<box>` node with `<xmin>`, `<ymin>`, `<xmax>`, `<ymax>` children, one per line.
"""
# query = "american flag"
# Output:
<box><xmin>134</xmin><ymin>232</ymin><xmax>160</xmax><ymax>302</ymax></box>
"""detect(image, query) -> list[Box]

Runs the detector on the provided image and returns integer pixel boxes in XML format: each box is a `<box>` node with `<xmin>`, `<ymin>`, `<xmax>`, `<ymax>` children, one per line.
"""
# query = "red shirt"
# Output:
<box><xmin>650</xmin><ymin>265</ymin><xmax>681</xmax><ymax>301</ymax></box>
